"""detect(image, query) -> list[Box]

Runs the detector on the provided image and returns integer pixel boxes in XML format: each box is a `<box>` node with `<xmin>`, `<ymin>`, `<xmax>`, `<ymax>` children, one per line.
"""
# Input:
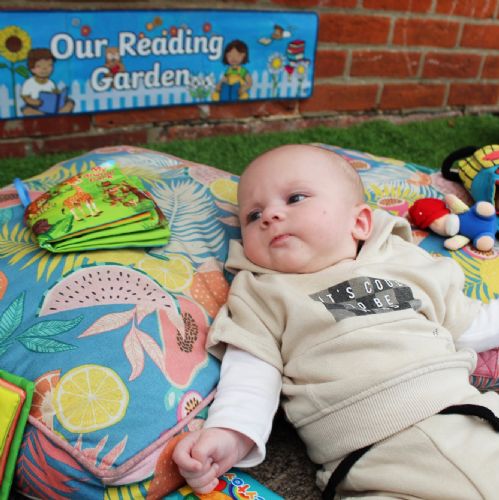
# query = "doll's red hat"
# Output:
<box><xmin>409</xmin><ymin>198</ymin><xmax>450</xmax><ymax>229</ymax></box>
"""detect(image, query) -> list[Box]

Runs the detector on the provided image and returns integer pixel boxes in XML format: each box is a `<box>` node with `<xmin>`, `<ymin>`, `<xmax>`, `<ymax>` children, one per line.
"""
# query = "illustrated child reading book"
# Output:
<box><xmin>21</xmin><ymin>48</ymin><xmax>74</xmax><ymax>116</ymax></box>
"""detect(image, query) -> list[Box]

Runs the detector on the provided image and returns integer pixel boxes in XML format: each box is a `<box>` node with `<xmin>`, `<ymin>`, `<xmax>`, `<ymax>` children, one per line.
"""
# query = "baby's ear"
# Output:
<box><xmin>352</xmin><ymin>204</ymin><xmax>373</xmax><ymax>241</ymax></box>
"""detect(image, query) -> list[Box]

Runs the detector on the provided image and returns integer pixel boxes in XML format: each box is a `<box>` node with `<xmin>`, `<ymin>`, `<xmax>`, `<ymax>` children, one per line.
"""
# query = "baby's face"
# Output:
<box><xmin>238</xmin><ymin>146</ymin><xmax>369</xmax><ymax>273</ymax></box>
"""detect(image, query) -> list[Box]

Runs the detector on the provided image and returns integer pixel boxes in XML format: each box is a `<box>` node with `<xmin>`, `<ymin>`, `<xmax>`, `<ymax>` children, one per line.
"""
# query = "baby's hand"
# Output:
<box><xmin>172</xmin><ymin>427</ymin><xmax>254</xmax><ymax>494</ymax></box>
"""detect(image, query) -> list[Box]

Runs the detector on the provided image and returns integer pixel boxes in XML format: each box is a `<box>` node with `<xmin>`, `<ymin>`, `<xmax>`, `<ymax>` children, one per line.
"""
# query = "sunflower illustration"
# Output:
<box><xmin>0</xmin><ymin>25</ymin><xmax>31</xmax><ymax>62</ymax></box>
<box><xmin>0</xmin><ymin>25</ymin><xmax>32</xmax><ymax>114</ymax></box>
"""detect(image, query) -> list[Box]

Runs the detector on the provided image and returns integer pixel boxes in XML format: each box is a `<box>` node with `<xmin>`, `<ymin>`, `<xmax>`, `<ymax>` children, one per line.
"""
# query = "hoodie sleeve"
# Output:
<box><xmin>207</xmin><ymin>273</ymin><xmax>284</xmax><ymax>373</ymax></box>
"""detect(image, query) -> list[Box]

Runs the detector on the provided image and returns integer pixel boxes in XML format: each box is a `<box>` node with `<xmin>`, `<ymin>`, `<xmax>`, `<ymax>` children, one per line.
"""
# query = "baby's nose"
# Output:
<box><xmin>262</xmin><ymin>206</ymin><xmax>283</xmax><ymax>224</ymax></box>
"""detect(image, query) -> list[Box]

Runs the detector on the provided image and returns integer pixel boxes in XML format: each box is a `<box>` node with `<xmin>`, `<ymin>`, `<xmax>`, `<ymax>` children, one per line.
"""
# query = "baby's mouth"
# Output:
<box><xmin>270</xmin><ymin>234</ymin><xmax>291</xmax><ymax>247</ymax></box>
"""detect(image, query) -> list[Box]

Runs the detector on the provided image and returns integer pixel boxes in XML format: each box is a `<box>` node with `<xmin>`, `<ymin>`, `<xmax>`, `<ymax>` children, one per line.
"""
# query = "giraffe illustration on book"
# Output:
<box><xmin>62</xmin><ymin>186</ymin><xmax>101</xmax><ymax>220</ymax></box>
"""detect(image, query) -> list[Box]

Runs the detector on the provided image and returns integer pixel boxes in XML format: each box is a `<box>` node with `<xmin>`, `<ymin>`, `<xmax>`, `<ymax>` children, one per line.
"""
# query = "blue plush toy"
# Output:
<box><xmin>409</xmin><ymin>194</ymin><xmax>496</xmax><ymax>252</ymax></box>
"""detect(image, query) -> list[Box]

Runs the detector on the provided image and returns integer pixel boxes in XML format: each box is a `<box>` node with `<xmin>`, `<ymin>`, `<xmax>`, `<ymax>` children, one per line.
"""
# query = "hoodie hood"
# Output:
<box><xmin>359</xmin><ymin>209</ymin><xmax>413</xmax><ymax>257</ymax></box>
<box><xmin>226</xmin><ymin>209</ymin><xmax>413</xmax><ymax>275</ymax></box>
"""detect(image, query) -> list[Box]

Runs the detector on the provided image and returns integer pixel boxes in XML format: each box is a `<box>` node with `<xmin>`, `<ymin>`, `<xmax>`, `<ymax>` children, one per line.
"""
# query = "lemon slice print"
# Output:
<box><xmin>209</xmin><ymin>178</ymin><xmax>238</xmax><ymax>204</ymax></box>
<box><xmin>54</xmin><ymin>364</ymin><xmax>129</xmax><ymax>433</ymax></box>
<box><xmin>137</xmin><ymin>254</ymin><xmax>193</xmax><ymax>292</ymax></box>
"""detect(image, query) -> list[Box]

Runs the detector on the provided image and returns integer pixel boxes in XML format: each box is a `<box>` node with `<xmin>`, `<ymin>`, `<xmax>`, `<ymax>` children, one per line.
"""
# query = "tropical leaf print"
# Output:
<box><xmin>74</xmin><ymin>433</ymin><xmax>128</xmax><ymax>468</ymax></box>
<box><xmin>0</xmin><ymin>223</ymin><xmax>87</xmax><ymax>281</ymax></box>
<box><xmin>0</xmin><ymin>223</ymin><xmax>39</xmax><ymax>262</ymax></box>
<box><xmin>20</xmin><ymin>160</ymin><xmax>89</xmax><ymax>194</ymax></box>
<box><xmin>451</xmin><ymin>249</ymin><xmax>499</xmax><ymax>302</ymax></box>
<box><xmin>150</xmin><ymin>179</ymin><xmax>226</xmax><ymax>264</ymax></box>
<box><xmin>0</xmin><ymin>292</ymin><xmax>24</xmax><ymax>341</ymax></box>
<box><xmin>0</xmin><ymin>292</ymin><xmax>81</xmax><ymax>356</ymax></box>
<box><xmin>16</xmin><ymin>427</ymin><xmax>83</xmax><ymax>499</ymax></box>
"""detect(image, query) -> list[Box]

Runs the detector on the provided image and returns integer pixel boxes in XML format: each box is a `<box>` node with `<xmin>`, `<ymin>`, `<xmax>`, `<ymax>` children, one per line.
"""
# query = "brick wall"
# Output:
<box><xmin>2</xmin><ymin>0</ymin><xmax>499</xmax><ymax>158</ymax></box>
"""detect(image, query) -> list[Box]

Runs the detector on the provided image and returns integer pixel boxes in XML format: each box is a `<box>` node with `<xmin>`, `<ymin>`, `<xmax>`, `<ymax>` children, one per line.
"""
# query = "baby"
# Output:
<box><xmin>173</xmin><ymin>144</ymin><xmax>499</xmax><ymax>498</ymax></box>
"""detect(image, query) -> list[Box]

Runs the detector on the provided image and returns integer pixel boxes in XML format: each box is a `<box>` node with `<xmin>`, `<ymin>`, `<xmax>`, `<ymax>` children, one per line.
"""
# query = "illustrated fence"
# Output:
<box><xmin>0</xmin><ymin>69</ymin><xmax>312</xmax><ymax>118</ymax></box>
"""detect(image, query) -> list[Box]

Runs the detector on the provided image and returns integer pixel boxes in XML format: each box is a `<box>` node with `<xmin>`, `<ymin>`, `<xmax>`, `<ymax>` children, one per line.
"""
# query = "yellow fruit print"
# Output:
<box><xmin>137</xmin><ymin>253</ymin><xmax>194</xmax><ymax>292</ymax></box>
<box><xmin>54</xmin><ymin>364</ymin><xmax>129</xmax><ymax>433</ymax></box>
<box><xmin>209</xmin><ymin>178</ymin><xmax>238</xmax><ymax>204</ymax></box>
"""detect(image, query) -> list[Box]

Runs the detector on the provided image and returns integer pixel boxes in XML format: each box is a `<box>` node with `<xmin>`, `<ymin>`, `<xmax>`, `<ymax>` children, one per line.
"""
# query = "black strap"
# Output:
<box><xmin>322</xmin><ymin>444</ymin><xmax>373</xmax><ymax>500</ymax></box>
<box><xmin>439</xmin><ymin>403</ymin><xmax>499</xmax><ymax>431</ymax></box>
<box><xmin>323</xmin><ymin>404</ymin><xmax>499</xmax><ymax>499</ymax></box>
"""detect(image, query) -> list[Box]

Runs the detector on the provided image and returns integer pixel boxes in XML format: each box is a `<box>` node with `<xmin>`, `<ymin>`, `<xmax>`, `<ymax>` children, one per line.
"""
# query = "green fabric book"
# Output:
<box><xmin>24</xmin><ymin>166</ymin><xmax>170</xmax><ymax>253</ymax></box>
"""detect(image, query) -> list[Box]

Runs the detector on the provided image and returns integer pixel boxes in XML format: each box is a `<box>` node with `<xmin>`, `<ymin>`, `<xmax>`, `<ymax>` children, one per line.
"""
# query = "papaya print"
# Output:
<box><xmin>189</xmin><ymin>259</ymin><xmax>229</xmax><ymax>318</ymax></box>
<box><xmin>0</xmin><ymin>292</ymin><xmax>81</xmax><ymax>357</ymax></box>
<box><xmin>158</xmin><ymin>296</ymin><xmax>209</xmax><ymax>388</ymax></box>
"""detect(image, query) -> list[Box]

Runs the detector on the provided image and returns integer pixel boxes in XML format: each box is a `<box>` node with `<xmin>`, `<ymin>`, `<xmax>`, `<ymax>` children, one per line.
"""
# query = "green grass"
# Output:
<box><xmin>2</xmin><ymin>114</ymin><xmax>499</xmax><ymax>187</ymax></box>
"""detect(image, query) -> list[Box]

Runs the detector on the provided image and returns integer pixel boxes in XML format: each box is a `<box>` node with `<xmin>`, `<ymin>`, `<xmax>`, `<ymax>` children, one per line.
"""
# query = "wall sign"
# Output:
<box><xmin>0</xmin><ymin>10</ymin><xmax>318</xmax><ymax>119</ymax></box>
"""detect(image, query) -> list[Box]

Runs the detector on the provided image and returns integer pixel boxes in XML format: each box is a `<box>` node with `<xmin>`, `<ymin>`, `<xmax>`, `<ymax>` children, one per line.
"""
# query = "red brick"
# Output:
<box><xmin>482</xmin><ymin>55</ymin><xmax>499</xmax><ymax>79</ymax></box>
<box><xmin>300</xmin><ymin>83</ymin><xmax>378</xmax><ymax>113</ymax></box>
<box><xmin>319</xmin><ymin>13</ymin><xmax>391</xmax><ymax>45</ymax></box>
<box><xmin>93</xmin><ymin>106</ymin><xmax>200</xmax><ymax>128</ymax></box>
<box><xmin>363</xmin><ymin>0</ymin><xmax>432</xmax><ymax>12</ymax></box>
<box><xmin>350</xmin><ymin>51</ymin><xmax>420</xmax><ymax>78</ymax></box>
<box><xmin>380</xmin><ymin>84</ymin><xmax>446</xmax><ymax>109</ymax></box>
<box><xmin>35</xmin><ymin>129</ymin><xmax>149</xmax><ymax>155</ymax></box>
<box><xmin>0</xmin><ymin>115</ymin><xmax>92</xmax><ymax>139</ymax></box>
<box><xmin>393</xmin><ymin>19</ymin><xmax>460</xmax><ymax>48</ymax></box>
<box><xmin>315</xmin><ymin>50</ymin><xmax>347</xmax><ymax>78</ymax></box>
<box><xmin>270</xmin><ymin>0</ymin><xmax>319</xmax><ymax>5</ymax></box>
<box><xmin>162</xmin><ymin>119</ymin><xmax>297</xmax><ymax>142</ymax></box>
<box><xmin>164</xmin><ymin>122</ymin><xmax>249</xmax><ymax>141</ymax></box>
<box><xmin>448</xmin><ymin>83</ymin><xmax>499</xmax><ymax>106</ymax></box>
<box><xmin>0</xmin><ymin>140</ymin><xmax>28</xmax><ymax>158</ymax></box>
<box><xmin>435</xmin><ymin>0</ymin><xmax>497</xmax><ymax>18</ymax></box>
<box><xmin>422</xmin><ymin>52</ymin><xmax>482</xmax><ymax>78</ymax></box>
<box><xmin>318</xmin><ymin>0</ymin><xmax>357</xmax><ymax>6</ymax></box>
<box><xmin>461</xmin><ymin>24</ymin><xmax>499</xmax><ymax>49</ymax></box>
<box><xmin>208</xmin><ymin>100</ymin><xmax>298</xmax><ymax>120</ymax></box>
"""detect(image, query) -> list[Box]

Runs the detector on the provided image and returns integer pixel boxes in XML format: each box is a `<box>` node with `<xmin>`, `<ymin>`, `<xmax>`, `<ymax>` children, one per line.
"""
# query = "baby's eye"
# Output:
<box><xmin>247</xmin><ymin>211</ymin><xmax>261</xmax><ymax>223</ymax></box>
<box><xmin>288</xmin><ymin>193</ymin><xmax>306</xmax><ymax>204</ymax></box>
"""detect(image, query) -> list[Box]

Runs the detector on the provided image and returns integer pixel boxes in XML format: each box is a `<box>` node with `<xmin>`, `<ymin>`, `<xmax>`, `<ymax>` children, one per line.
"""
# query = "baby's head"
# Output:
<box><xmin>237</xmin><ymin>144</ymin><xmax>372</xmax><ymax>273</ymax></box>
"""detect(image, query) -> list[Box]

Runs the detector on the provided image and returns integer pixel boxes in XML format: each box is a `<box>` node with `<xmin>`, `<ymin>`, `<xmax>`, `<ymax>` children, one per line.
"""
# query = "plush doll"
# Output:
<box><xmin>409</xmin><ymin>194</ymin><xmax>496</xmax><ymax>252</ymax></box>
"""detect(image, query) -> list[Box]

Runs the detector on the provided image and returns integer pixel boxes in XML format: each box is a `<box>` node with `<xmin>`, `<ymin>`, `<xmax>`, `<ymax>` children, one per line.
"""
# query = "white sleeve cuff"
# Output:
<box><xmin>203</xmin><ymin>345</ymin><xmax>282</xmax><ymax>467</ymax></box>
<box><xmin>456</xmin><ymin>299</ymin><xmax>499</xmax><ymax>353</ymax></box>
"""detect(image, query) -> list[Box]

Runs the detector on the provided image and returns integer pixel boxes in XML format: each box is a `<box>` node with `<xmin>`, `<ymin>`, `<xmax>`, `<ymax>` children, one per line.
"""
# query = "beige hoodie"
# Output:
<box><xmin>208</xmin><ymin>210</ymin><xmax>482</xmax><ymax>467</ymax></box>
